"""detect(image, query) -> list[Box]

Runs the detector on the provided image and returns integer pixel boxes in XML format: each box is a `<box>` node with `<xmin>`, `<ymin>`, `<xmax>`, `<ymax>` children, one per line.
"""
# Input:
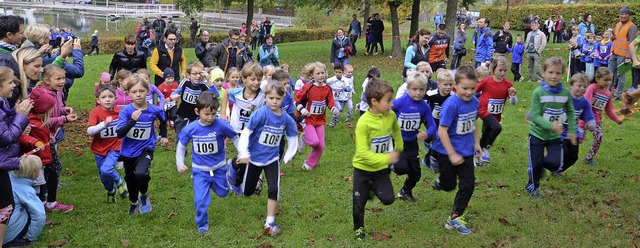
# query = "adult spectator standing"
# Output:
<box><xmin>240</xmin><ymin>22</ymin><xmax>247</xmax><ymax>35</ymax></box>
<box><xmin>136</xmin><ymin>25</ymin><xmax>151</xmax><ymax>58</ymax></box>
<box><xmin>258</xmin><ymin>34</ymin><xmax>279</xmax><ymax>67</ymax></box>
<box><xmin>434</xmin><ymin>13</ymin><xmax>442</xmax><ymax>29</ymax></box>
<box><xmin>524</xmin><ymin>21</ymin><xmax>547</xmax><ymax>82</ymax></box>
<box><xmin>474</xmin><ymin>17</ymin><xmax>494</xmax><ymax>68</ymax></box>
<box><xmin>269</xmin><ymin>21</ymin><xmax>277</xmax><ymax>39</ymax></box>
<box><xmin>152</xmin><ymin>15</ymin><xmax>166</xmax><ymax>45</ymax></box>
<box><xmin>263</xmin><ymin>17</ymin><xmax>273</xmax><ymax>38</ymax></box>
<box><xmin>578</xmin><ymin>14</ymin><xmax>595</xmax><ymax>38</ymax></box>
<box><xmin>108</xmin><ymin>35</ymin><xmax>147</xmax><ymax>79</ymax></box>
<box><xmin>450</xmin><ymin>23</ymin><xmax>467</xmax><ymax>69</ymax></box>
<box><xmin>428</xmin><ymin>24</ymin><xmax>451</xmax><ymax>72</ymax></box>
<box><xmin>330</xmin><ymin>28</ymin><xmax>352</xmax><ymax>66</ymax></box>
<box><xmin>523</xmin><ymin>14</ymin><xmax>534</xmax><ymax>39</ymax></box>
<box><xmin>347</xmin><ymin>14</ymin><xmax>361</xmax><ymax>56</ymax></box>
<box><xmin>136</xmin><ymin>17</ymin><xmax>153</xmax><ymax>41</ymax></box>
<box><xmin>369</xmin><ymin>13</ymin><xmax>385</xmax><ymax>55</ymax></box>
<box><xmin>493</xmin><ymin>21</ymin><xmax>513</xmax><ymax>62</ymax></box>
<box><xmin>610</xmin><ymin>7</ymin><xmax>638</xmax><ymax>99</ymax></box>
<box><xmin>166</xmin><ymin>17</ymin><xmax>178</xmax><ymax>33</ymax></box>
<box><xmin>88</xmin><ymin>30</ymin><xmax>99</xmax><ymax>55</ymax></box>
<box><xmin>189</xmin><ymin>18</ymin><xmax>200</xmax><ymax>48</ymax></box>
<box><xmin>209</xmin><ymin>29</ymin><xmax>248</xmax><ymax>73</ymax></box>
<box><xmin>403</xmin><ymin>29</ymin><xmax>430</xmax><ymax>77</ymax></box>
<box><xmin>250</xmin><ymin>21</ymin><xmax>259</xmax><ymax>50</ymax></box>
<box><xmin>194</xmin><ymin>30</ymin><xmax>211</xmax><ymax>67</ymax></box>
<box><xmin>150</xmin><ymin>30</ymin><xmax>186</xmax><ymax>86</ymax></box>
<box><xmin>543</xmin><ymin>16</ymin><xmax>554</xmax><ymax>42</ymax></box>
<box><xmin>554</xmin><ymin>15</ymin><xmax>566</xmax><ymax>43</ymax></box>
<box><xmin>0</xmin><ymin>15</ymin><xmax>24</xmax><ymax>82</ymax></box>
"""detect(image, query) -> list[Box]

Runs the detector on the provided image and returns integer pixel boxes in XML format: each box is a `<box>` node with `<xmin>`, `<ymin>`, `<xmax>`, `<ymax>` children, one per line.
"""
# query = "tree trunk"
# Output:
<box><xmin>363</xmin><ymin>0</ymin><xmax>370</xmax><ymax>34</ymax></box>
<box><xmin>445</xmin><ymin>0</ymin><xmax>458</xmax><ymax>50</ymax></box>
<box><xmin>388</xmin><ymin>1</ymin><xmax>402</xmax><ymax>57</ymax></box>
<box><xmin>505</xmin><ymin>0</ymin><xmax>510</xmax><ymax>22</ymax></box>
<box><xmin>246</xmin><ymin>0</ymin><xmax>254</xmax><ymax>35</ymax></box>
<box><xmin>409</xmin><ymin>0</ymin><xmax>420</xmax><ymax>37</ymax></box>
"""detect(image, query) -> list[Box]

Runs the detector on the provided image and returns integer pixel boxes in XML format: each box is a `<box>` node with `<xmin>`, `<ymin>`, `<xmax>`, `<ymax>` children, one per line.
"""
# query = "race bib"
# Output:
<box><xmin>182</xmin><ymin>88</ymin><xmax>201</xmax><ymax>104</ymax></box>
<box><xmin>100</xmin><ymin>124</ymin><xmax>117</xmax><ymax>138</ymax></box>
<box><xmin>164</xmin><ymin>100</ymin><xmax>176</xmax><ymax>111</ymax></box>
<box><xmin>334</xmin><ymin>91</ymin><xmax>344</xmax><ymax>100</ymax></box>
<box><xmin>238</xmin><ymin>107</ymin><xmax>252</xmax><ymax>130</ymax></box>
<box><xmin>455</xmin><ymin>111</ymin><xmax>476</xmax><ymax>135</ymax></box>
<box><xmin>432</xmin><ymin>105</ymin><xmax>442</xmax><ymax>119</ymax></box>
<box><xmin>126</xmin><ymin>127</ymin><xmax>151</xmax><ymax>140</ymax></box>
<box><xmin>542</xmin><ymin>108</ymin><xmax>567</xmax><ymax>123</ymax></box>
<box><xmin>310</xmin><ymin>101</ymin><xmax>326</xmax><ymax>115</ymax></box>
<box><xmin>488</xmin><ymin>99</ymin><xmax>505</xmax><ymax>114</ymax></box>
<box><xmin>397</xmin><ymin>113</ymin><xmax>421</xmax><ymax>132</ymax></box>
<box><xmin>591</xmin><ymin>93</ymin><xmax>608</xmax><ymax>110</ymax></box>
<box><xmin>146</xmin><ymin>95</ymin><xmax>154</xmax><ymax>105</ymax></box>
<box><xmin>193</xmin><ymin>141</ymin><xmax>218</xmax><ymax>155</ymax></box>
<box><xmin>258</xmin><ymin>131</ymin><xmax>282</xmax><ymax>147</ymax></box>
<box><xmin>370</xmin><ymin>134</ymin><xmax>393</xmax><ymax>154</ymax></box>
<box><xmin>600</xmin><ymin>46</ymin><xmax>608</xmax><ymax>54</ymax></box>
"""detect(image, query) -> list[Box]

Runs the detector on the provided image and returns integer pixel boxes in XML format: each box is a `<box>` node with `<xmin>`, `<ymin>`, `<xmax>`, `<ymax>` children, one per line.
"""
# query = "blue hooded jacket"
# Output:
<box><xmin>474</xmin><ymin>27</ymin><xmax>494</xmax><ymax>63</ymax></box>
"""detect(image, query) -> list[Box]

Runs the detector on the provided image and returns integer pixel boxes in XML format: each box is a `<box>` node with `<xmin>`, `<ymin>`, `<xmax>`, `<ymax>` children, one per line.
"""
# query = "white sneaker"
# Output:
<box><xmin>302</xmin><ymin>162</ymin><xmax>312</xmax><ymax>170</ymax></box>
<box><xmin>115</xmin><ymin>161</ymin><xmax>124</xmax><ymax>170</ymax></box>
<box><xmin>297</xmin><ymin>133</ymin><xmax>305</xmax><ymax>154</ymax></box>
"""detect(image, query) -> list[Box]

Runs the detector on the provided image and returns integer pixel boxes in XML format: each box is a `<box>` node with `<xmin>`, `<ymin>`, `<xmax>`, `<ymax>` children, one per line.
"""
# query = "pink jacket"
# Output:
<box><xmin>584</xmin><ymin>83</ymin><xmax>622</xmax><ymax>124</ymax></box>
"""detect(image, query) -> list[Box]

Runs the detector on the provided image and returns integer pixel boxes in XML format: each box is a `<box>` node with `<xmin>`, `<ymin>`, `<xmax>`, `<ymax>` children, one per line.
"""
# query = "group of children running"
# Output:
<box><xmin>0</xmin><ymin>31</ymin><xmax>629</xmax><ymax>245</ymax></box>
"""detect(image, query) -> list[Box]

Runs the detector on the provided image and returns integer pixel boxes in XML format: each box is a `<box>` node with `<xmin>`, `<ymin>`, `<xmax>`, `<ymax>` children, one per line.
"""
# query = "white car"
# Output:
<box><xmin>75</xmin><ymin>0</ymin><xmax>92</xmax><ymax>4</ymax></box>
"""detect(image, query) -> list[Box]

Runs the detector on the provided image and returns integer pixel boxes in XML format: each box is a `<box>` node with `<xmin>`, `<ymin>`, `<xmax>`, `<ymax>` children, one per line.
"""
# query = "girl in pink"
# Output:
<box><xmin>114</xmin><ymin>70</ymin><xmax>133</xmax><ymax>108</ymax></box>
<box><xmin>583</xmin><ymin>67</ymin><xmax>623</xmax><ymax>166</ymax></box>
<box><xmin>221</xmin><ymin>67</ymin><xmax>242</xmax><ymax>114</ymax></box>
<box><xmin>475</xmin><ymin>58</ymin><xmax>518</xmax><ymax>167</ymax></box>
<box><xmin>94</xmin><ymin>72</ymin><xmax>112</xmax><ymax>106</ymax></box>
<box><xmin>294</xmin><ymin>62</ymin><xmax>340</xmax><ymax>170</ymax></box>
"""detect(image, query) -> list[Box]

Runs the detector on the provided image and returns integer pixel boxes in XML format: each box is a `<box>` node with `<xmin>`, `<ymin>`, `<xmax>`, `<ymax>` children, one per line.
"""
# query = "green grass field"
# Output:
<box><xmin>36</xmin><ymin>31</ymin><xmax>640</xmax><ymax>247</ymax></box>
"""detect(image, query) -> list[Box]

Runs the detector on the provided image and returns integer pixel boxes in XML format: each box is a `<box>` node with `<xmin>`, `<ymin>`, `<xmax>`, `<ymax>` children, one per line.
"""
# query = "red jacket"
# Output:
<box><xmin>19</xmin><ymin>114</ymin><xmax>52</xmax><ymax>165</ymax></box>
<box><xmin>294</xmin><ymin>82</ymin><xmax>336</xmax><ymax>126</ymax></box>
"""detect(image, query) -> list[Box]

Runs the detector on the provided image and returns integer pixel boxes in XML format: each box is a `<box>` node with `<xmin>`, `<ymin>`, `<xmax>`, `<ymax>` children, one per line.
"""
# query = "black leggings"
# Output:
<box><xmin>560</xmin><ymin>139</ymin><xmax>579</xmax><ymax>172</ymax></box>
<box><xmin>0</xmin><ymin>170</ymin><xmax>13</xmax><ymax>224</ymax></box>
<box><xmin>393</xmin><ymin>140</ymin><xmax>421</xmax><ymax>193</ymax></box>
<box><xmin>42</xmin><ymin>165</ymin><xmax>59</xmax><ymax>203</ymax></box>
<box><xmin>352</xmin><ymin>168</ymin><xmax>394</xmax><ymax>230</ymax></box>
<box><xmin>122</xmin><ymin>149</ymin><xmax>154</xmax><ymax>203</ymax></box>
<box><xmin>435</xmin><ymin>152</ymin><xmax>475</xmax><ymax>216</ymax></box>
<box><xmin>480</xmin><ymin>115</ymin><xmax>502</xmax><ymax>149</ymax></box>
<box><xmin>88</xmin><ymin>45</ymin><xmax>99</xmax><ymax>55</ymax></box>
<box><xmin>242</xmin><ymin>161</ymin><xmax>280</xmax><ymax>200</ymax></box>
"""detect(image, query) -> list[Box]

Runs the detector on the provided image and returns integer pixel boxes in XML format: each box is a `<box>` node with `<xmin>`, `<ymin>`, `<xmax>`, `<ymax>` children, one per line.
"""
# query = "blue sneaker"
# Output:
<box><xmin>139</xmin><ymin>194</ymin><xmax>152</xmax><ymax>214</ymax></box>
<box><xmin>226</xmin><ymin>159</ymin><xmax>237</xmax><ymax>186</ymax></box>
<box><xmin>474</xmin><ymin>156</ymin><xmax>483</xmax><ymax>167</ymax></box>
<box><xmin>480</xmin><ymin>147</ymin><xmax>491</xmax><ymax>164</ymax></box>
<box><xmin>128</xmin><ymin>203</ymin><xmax>140</xmax><ymax>215</ymax></box>
<box><xmin>628</xmin><ymin>87</ymin><xmax>637</xmax><ymax>92</ymax></box>
<box><xmin>429</xmin><ymin>155</ymin><xmax>439</xmax><ymax>172</ymax></box>
<box><xmin>445</xmin><ymin>216</ymin><xmax>472</xmax><ymax>235</ymax></box>
<box><xmin>264</xmin><ymin>222</ymin><xmax>282</xmax><ymax>236</ymax></box>
<box><xmin>432</xmin><ymin>177</ymin><xmax>442</xmax><ymax>191</ymax></box>
<box><xmin>421</xmin><ymin>156</ymin><xmax>427</xmax><ymax>168</ymax></box>
<box><xmin>584</xmin><ymin>158</ymin><xmax>597</xmax><ymax>166</ymax></box>
<box><xmin>529</xmin><ymin>188</ymin><xmax>543</xmax><ymax>200</ymax></box>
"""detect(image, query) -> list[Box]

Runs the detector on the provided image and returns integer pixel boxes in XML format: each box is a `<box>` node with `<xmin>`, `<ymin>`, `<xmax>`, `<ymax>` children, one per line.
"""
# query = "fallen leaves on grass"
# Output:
<box><xmin>498</xmin><ymin>217</ymin><xmax>512</xmax><ymax>226</ymax></box>
<box><xmin>326</xmin><ymin>236</ymin><xmax>334</xmax><ymax>241</ymax></box>
<box><xmin>344</xmin><ymin>176</ymin><xmax>352</xmax><ymax>183</ymax></box>
<box><xmin>167</xmin><ymin>211</ymin><xmax>176</xmax><ymax>219</ymax></box>
<box><xmin>603</xmin><ymin>196</ymin><xmax>622</xmax><ymax>206</ymax></box>
<box><xmin>370</xmin><ymin>231</ymin><xmax>392</xmax><ymax>240</ymax></box>
<box><xmin>366</xmin><ymin>207</ymin><xmax>383</xmax><ymax>212</ymax></box>
<box><xmin>120</xmin><ymin>239</ymin><xmax>130</xmax><ymax>247</ymax></box>
<box><xmin>256</xmin><ymin>242</ymin><xmax>273</xmax><ymax>248</ymax></box>
<box><xmin>307</xmin><ymin>237</ymin><xmax>315</xmax><ymax>245</ymax></box>
<box><xmin>48</xmin><ymin>239</ymin><xmax>68</xmax><ymax>247</ymax></box>
<box><xmin>168</xmin><ymin>196</ymin><xmax>177</xmax><ymax>200</ymax></box>
<box><xmin>496</xmin><ymin>181</ymin><xmax>509</xmax><ymax>188</ymax></box>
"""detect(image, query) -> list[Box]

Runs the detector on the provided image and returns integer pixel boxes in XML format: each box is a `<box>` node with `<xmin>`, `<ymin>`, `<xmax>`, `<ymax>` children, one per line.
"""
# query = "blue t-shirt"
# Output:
<box><xmin>178</xmin><ymin>118</ymin><xmax>238</xmax><ymax>167</ymax></box>
<box><xmin>118</xmin><ymin>104</ymin><xmax>166</xmax><ymax>157</ymax></box>
<box><xmin>562</xmin><ymin>96</ymin><xmax>595</xmax><ymax>140</ymax></box>
<box><xmin>391</xmin><ymin>93</ymin><xmax>436</xmax><ymax>142</ymax></box>
<box><xmin>246</xmin><ymin>106</ymin><xmax>298</xmax><ymax>166</ymax></box>
<box><xmin>433</xmin><ymin>95</ymin><xmax>480</xmax><ymax>157</ymax></box>
<box><xmin>227</xmin><ymin>87</ymin><xmax>265</xmax><ymax>132</ymax></box>
<box><xmin>281</xmin><ymin>92</ymin><xmax>294</xmax><ymax>116</ymax></box>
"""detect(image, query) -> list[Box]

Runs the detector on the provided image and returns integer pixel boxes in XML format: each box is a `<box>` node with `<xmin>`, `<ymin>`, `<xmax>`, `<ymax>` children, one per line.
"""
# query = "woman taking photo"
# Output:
<box><xmin>403</xmin><ymin>29</ymin><xmax>431</xmax><ymax>77</ymax></box>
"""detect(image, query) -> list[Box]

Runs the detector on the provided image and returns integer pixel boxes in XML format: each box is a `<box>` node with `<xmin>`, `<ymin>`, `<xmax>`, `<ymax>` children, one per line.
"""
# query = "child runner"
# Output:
<box><xmin>422</xmin><ymin>69</ymin><xmax>455</xmax><ymax>171</ymax></box>
<box><xmin>116</xmin><ymin>74</ymin><xmax>168</xmax><ymax>215</ymax></box>
<box><xmin>87</xmin><ymin>84</ymin><xmax>129</xmax><ymax>203</ymax></box>
<box><xmin>221</xmin><ymin>67</ymin><xmax>242</xmax><ymax>116</ymax></box>
<box><xmin>475</xmin><ymin>58</ymin><xmax>518</xmax><ymax>166</ymax></box>
<box><xmin>583</xmin><ymin>67</ymin><xmax>623</xmax><ymax>166</ymax></box>
<box><xmin>170</xmin><ymin>62</ymin><xmax>219</xmax><ymax>140</ymax></box>
<box><xmin>526</xmin><ymin>57</ymin><xmax>576</xmax><ymax>199</ymax></box>
<box><xmin>357</xmin><ymin>67</ymin><xmax>381</xmax><ymax>115</ymax></box>
<box><xmin>507</xmin><ymin>34</ymin><xmax>525</xmax><ymax>82</ymax></box>
<box><xmin>593</xmin><ymin>30</ymin><xmax>612</xmax><ymax>69</ymax></box>
<box><xmin>157</xmin><ymin>68</ymin><xmax>179</xmax><ymax>127</ymax></box>
<box><xmin>207</xmin><ymin>67</ymin><xmax>225</xmax><ymax>116</ymax></box>
<box><xmin>431</xmin><ymin>66</ymin><xmax>481</xmax><ymax>235</ymax></box>
<box><xmin>32</xmin><ymin>65</ymin><xmax>78</xmax><ymax>212</ymax></box>
<box><xmin>176</xmin><ymin>91</ymin><xmax>239</xmax><ymax>234</ymax></box>
<box><xmin>392</xmin><ymin>71</ymin><xmax>436</xmax><ymax>202</ymax></box>
<box><xmin>295</xmin><ymin>62</ymin><xmax>340</xmax><ymax>170</ymax></box>
<box><xmin>568</xmin><ymin>25</ymin><xmax>584</xmax><ymax>76</ymax></box>
<box><xmin>475</xmin><ymin>66</ymin><xmax>490</xmax><ymax>81</ymax></box>
<box><xmin>94</xmin><ymin>72</ymin><xmax>112</xmax><ymax>106</ymax></box>
<box><xmin>4</xmin><ymin>155</ymin><xmax>45</xmax><ymax>247</ymax></box>
<box><xmin>114</xmin><ymin>70</ymin><xmax>133</xmax><ymax>108</ymax></box>
<box><xmin>260</xmin><ymin>65</ymin><xmax>276</xmax><ymax>90</ymax></box>
<box><xmin>352</xmin><ymin>78</ymin><xmax>402</xmax><ymax>240</ymax></box>
<box><xmin>236</xmin><ymin>80</ymin><xmax>298</xmax><ymax>236</ymax></box>
<box><xmin>137</xmin><ymin>69</ymin><xmax>164</xmax><ymax>107</ymax></box>
<box><xmin>0</xmin><ymin>66</ymin><xmax>32</xmax><ymax>243</ymax></box>
<box><xmin>580</xmin><ymin>33</ymin><xmax>596</xmax><ymax>80</ymax></box>
<box><xmin>327</xmin><ymin>63</ymin><xmax>354</xmax><ymax>128</ymax></box>
<box><xmin>273</xmin><ymin>70</ymin><xmax>295</xmax><ymax>160</ymax></box>
<box><xmin>225</xmin><ymin>63</ymin><xmax>266</xmax><ymax>195</ymax></box>
<box><xmin>397</xmin><ymin>62</ymin><xmax>437</xmax><ymax>98</ymax></box>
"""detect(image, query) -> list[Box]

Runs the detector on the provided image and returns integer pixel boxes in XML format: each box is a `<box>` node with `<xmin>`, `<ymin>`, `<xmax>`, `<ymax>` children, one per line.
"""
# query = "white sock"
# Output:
<box><xmin>265</xmin><ymin>216</ymin><xmax>275</xmax><ymax>225</ymax></box>
<box><xmin>46</xmin><ymin>202</ymin><xmax>56</xmax><ymax>207</ymax></box>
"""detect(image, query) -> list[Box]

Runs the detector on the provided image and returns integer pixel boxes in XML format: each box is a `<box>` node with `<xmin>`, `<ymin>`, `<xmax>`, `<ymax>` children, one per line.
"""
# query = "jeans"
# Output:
<box><xmin>330</xmin><ymin>99</ymin><xmax>353</xmax><ymax>125</ymax></box>
<box><xmin>609</xmin><ymin>53</ymin><xmax>627</xmax><ymax>97</ymax></box>
<box><xmin>94</xmin><ymin>150</ymin><xmax>123</xmax><ymax>192</ymax></box>
<box><xmin>527</xmin><ymin>52</ymin><xmax>543</xmax><ymax>82</ymax></box>
<box><xmin>349</xmin><ymin>34</ymin><xmax>359</xmax><ymax>55</ymax></box>
<box><xmin>526</xmin><ymin>135</ymin><xmax>562</xmax><ymax>192</ymax></box>
<box><xmin>334</xmin><ymin>57</ymin><xmax>350</xmax><ymax>66</ymax></box>
<box><xmin>450</xmin><ymin>53</ymin><xmax>463</xmax><ymax>69</ymax></box>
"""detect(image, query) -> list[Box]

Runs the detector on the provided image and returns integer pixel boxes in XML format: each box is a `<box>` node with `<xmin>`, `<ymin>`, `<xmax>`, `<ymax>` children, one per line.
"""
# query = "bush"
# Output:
<box><xmin>480</xmin><ymin>3</ymin><xmax>640</xmax><ymax>33</ymax></box>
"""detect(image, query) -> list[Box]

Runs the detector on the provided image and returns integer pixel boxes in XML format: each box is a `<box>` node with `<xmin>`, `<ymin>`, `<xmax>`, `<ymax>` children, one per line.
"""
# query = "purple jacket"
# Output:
<box><xmin>0</xmin><ymin>98</ymin><xmax>29</xmax><ymax>171</ymax></box>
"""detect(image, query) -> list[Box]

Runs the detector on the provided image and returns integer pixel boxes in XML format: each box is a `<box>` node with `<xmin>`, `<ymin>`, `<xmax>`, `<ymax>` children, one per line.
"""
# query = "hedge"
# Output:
<box><xmin>81</xmin><ymin>27</ymin><xmax>337</xmax><ymax>55</ymax></box>
<box><xmin>480</xmin><ymin>3</ymin><xmax>640</xmax><ymax>33</ymax></box>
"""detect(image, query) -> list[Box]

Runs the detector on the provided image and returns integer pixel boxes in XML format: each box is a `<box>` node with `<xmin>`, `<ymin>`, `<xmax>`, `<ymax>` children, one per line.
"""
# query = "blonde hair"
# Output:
<box><xmin>265</xmin><ymin>80</ymin><xmax>286</xmax><ymax>97</ymax></box>
<box><xmin>490</xmin><ymin>57</ymin><xmax>509</xmax><ymax>74</ymax></box>
<box><xmin>344</xmin><ymin>64</ymin><xmax>354</xmax><ymax>72</ymax></box>
<box><xmin>475</xmin><ymin>66</ymin><xmax>490</xmax><ymax>79</ymax></box>
<box><xmin>36</xmin><ymin>64</ymin><xmax>65</xmax><ymax>88</ymax></box>
<box><xmin>12</xmin><ymin>47</ymin><xmax>43</xmax><ymax>100</ymax></box>
<box><xmin>570</xmin><ymin>73</ymin><xmax>588</xmax><ymax>86</ymax></box>
<box><xmin>124</xmin><ymin>73</ymin><xmax>149</xmax><ymax>92</ymax></box>
<box><xmin>300</xmin><ymin>62</ymin><xmax>315</xmax><ymax>81</ymax></box>
<box><xmin>40</xmin><ymin>108</ymin><xmax>53</xmax><ymax>128</ymax></box>
<box><xmin>24</xmin><ymin>23</ymin><xmax>51</xmax><ymax>47</ymax></box>
<box><xmin>406</xmin><ymin>70</ymin><xmax>428</xmax><ymax>88</ymax></box>
<box><xmin>437</xmin><ymin>69</ymin><xmax>454</xmax><ymax>83</ymax></box>
<box><xmin>416</xmin><ymin>61</ymin><xmax>432</xmax><ymax>72</ymax></box>
<box><xmin>0</xmin><ymin>67</ymin><xmax>19</xmax><ymax>92</ymax></box>
<box><xmin>240</xmin><ymin>62</ymin><xmax>263</xmax><ymax>79</ymax></box>
<box><xmin>12</xmin><ymin>155</ymin><xmax>42</xmax><ymax>179</ymax></box>
<box><xmin>262</xmin><ymin>65</ymin><xmax>276</xmax><ymax>80</ymax></box>
<box><xmin>306</xmin><ymin>62</ymin><xmax>327</xmax><ymax>81</ymax></box>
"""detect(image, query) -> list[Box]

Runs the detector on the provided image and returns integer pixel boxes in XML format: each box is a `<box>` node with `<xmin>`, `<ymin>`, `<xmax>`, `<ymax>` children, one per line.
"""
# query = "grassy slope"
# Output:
<box><xmin>39</xmin><ymin>29</ymin><xmax>640</xmax><ymax>247</ymax></box>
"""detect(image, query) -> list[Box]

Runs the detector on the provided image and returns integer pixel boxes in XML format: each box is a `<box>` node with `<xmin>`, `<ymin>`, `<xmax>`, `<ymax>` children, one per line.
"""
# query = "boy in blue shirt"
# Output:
<box><xmin>236</xmin><ymin>81</ymin><xmax>298</xmax><ymax>236</ymax></box>
<box><xmin>432</xmin><ymin>66</ymin><xmax>481</xmax><ymax>235</ymax></box>
<box><xmin>580</xmin><ymin>33</ymin><xmax>597</xmax><ymax>80</ymax></box>
<box><xmin>508</xmin><ymin>34</ymin><xmax>525</xmax><ymax>82</ymax></box>
<box><xmin>176</xmin><ymin>91</ymin><xmax>239</xmax><ymax>234</ymax></box>
<box><xmin>392</xmin><ymin>71</ymin><xmax>436</xmax><ymax>202</ymax></box>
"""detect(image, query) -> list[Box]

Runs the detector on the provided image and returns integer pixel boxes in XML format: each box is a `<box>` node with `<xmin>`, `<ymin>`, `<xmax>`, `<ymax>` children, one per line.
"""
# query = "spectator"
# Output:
<box><xmin>610</xmin><ymin>6</ymin><xmax>638</xmax><ymax>99</ymax></box>
<box><xmin>88</xmin><ymin>30</ymin><xmax>99</xmax><ymax>55</ymax></box>
<box><xmin>493</xmin><ymin>21</ymin><xmax>513</xmax><ymax>62</ymax></box>
<box><xmin>136</xmin><ymin>25</ymin><xmax>151</xmax><ymax>58</ymax></box>
<box><xmin>330</xmin><ymin>28</ymin><xmax>352</xmax><ymax>66</ymax></box>
<box><xmin>12</xmin><ymin>47</ymin><xmax>43</xmax><ymax>103</ymax></box>
<box><xmin>209</xmin><ymin>29</ymin><xmax>248</xmax><ymax>72</ymax></box>
<box><xmin>569</xmin><ymin>18</ymin><xmax>576</xmax><ymax>29</ymax></box>
<box><xmin>270</xmin><ymin>21</ymin><xmax>276</xmax><ymax>39</ymax></box>
<box><xmin>240</xmin><ymin>22</ymin><xmax>247</xmax><ymax>35</ymax></box>
<box><xmin>136</xmin><ymin>17</ymin><xmax>153</xmax><ymax>41</ymax></box>
<box><xmin>523</xmin><ymin>14</ymin><xmax>534</xmax><ymax>39</ymax></box>
<box><xmin>554</xmin><ymin>15</ymin><xmax>566</xmax><ymax>43</ymax></box>
<box><xmin>428</xmin><ymin>24</ymin><xmax>451</xmax><ymax>72</ymax></box>
<box><xmin>474</xmin><ymin>17</ymin><xmax>494</xmax><ymax>68</ymax></box>
<box><xmin>578</xmin><ymin>13</ymin><xmax>595</xmax><ymax>38</ymax></box>
<box><xmin>347</xmin><ymin>14</ymin><xmax>361</xmax><ymax>56</ymax></box>
<box><xmin>450</xmin><ymin>23</ymin><xmax>467</xmax><ymax>69</ymax></box>
<box><xmin>190</xmin><ymin>18</ymin><xmax>199</xmax><ymax>48</ymax></box>
<box><xmin>403</xmin><ymin>29</ymin><xmax>431</xmax><ymax>77</ymax></box>
<box><xmin>195</xmin><ymin>30</ymin><xmax>211</xmax><ymax>67</ymax></box>
<box><xmin>264</xmin><ymin>17</ymin><xmax>273</xmax><ymax>37</ymax></box>
<box><xmin>250</xmin><ymin>20</ymin><xmax>259</xmax><ymax>50</ymax></box>
<box><xmin>369</xmin><ymin>13</ymin><xmax>385</xmax><ymax>55</ymax></box>
<box><xmin>108</xmin><ymin>35</ymin><xmax>147</xmax><ymax>79</ymax></box>
<box><xmin>152</xmin><ymin>14</ymin><xmax>166</xmax><ymax>45</ymax></box>
<box><xmin>525</xmin><ymin>21</ymin><xmax>547</xmax><ymax>82</ymax></box>
<box><xmin>434</xmin><ymin>13</ymin><xmax>442</xmax><ymax>29</ymax></box>
<box><xmin>543</xmin><ymin>16</ymin><xmax>554</xmax><ymax>42</ymax></box>
<box><xmin>0</xmin><ymin>15</ymin><xmax>24</xmax><ymax>88</ymax></box>
<box><xmin>150</xmin><ymin>30</ymin><xmax>186</xmax><ymax>86</ymax></box>
<box><xmin>258</xmin><ymin>21</ymin><xmax>266</xmax><ymax>47</ymax></box>
<box><xmin>166</xmin><ymin>17</ymin><xmax>178</xmax><ymax>33</ymax></box>
<box><xmin>258</xmin><ymin>34</ymin><xmax>279</xmax><ymax>67</ymax></box>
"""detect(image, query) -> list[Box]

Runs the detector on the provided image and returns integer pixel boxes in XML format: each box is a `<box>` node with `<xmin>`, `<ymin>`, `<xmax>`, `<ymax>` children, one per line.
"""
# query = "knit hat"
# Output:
<box><xmin>100</xmin><ymin>72</ymin><xmax>110</xmax><ymax>83</ymax></box>
<box><xmin>29</xmin><ymin>88</ymin><xmax>56</xmax><ymax>114</ymax></box>
<box><xmin>163</xmin><ymin>68</ymin><xmax>175</xmax><ymax>78</ymax></box>
<box><xmin>620</xmin><ymin>6</ymin><xmax>630</xmax><ymax>14</ymax></box>
<box><xmin>210</xmin><ymin>68</ymin><xmax>225</xmax><ymax>81</ymax></box>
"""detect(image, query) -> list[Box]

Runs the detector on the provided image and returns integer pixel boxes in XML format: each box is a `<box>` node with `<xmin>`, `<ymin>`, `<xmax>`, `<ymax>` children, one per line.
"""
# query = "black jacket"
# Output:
<box><xmin>154</xmin><ymin>45</ymin><xmax>183</xmax><ymax>85</ymax></box>
<box><xmin>207</xmin><ymin>38</ymin><xmax>248</xmax><ymax>73</ymax></box>
<box><xmin>108</xmin><ymin>50</ymin><xmax>147</xmax><ymax>79</ymax></box>
<box><xmin>493</xmin><ymin>30</ymin><xmax>512</xmax><ymax>54</ymax></box>
<box><xmin>195</xmin><ymin>41</ymin><xmax>209</xmax><ymax>67</ymax></box>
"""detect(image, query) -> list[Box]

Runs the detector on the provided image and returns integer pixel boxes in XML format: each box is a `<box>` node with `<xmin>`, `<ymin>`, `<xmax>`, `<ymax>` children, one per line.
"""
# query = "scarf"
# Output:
<box><xmin>0</xmin><ymin>41</ymin><xmax>17</xmax><ymax>51</ymax></box>
<box><xmin>540</xmin><ymin>82</ymin><xmax>563</xmax><ymax>94</ymax></box>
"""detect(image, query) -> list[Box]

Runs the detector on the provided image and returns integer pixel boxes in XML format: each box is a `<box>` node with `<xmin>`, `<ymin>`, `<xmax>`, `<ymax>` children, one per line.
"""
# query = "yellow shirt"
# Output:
<box><xmin>352</xmin><ymin>110</ymin><xmax>403</xmax><ymax>172</ymax></box>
